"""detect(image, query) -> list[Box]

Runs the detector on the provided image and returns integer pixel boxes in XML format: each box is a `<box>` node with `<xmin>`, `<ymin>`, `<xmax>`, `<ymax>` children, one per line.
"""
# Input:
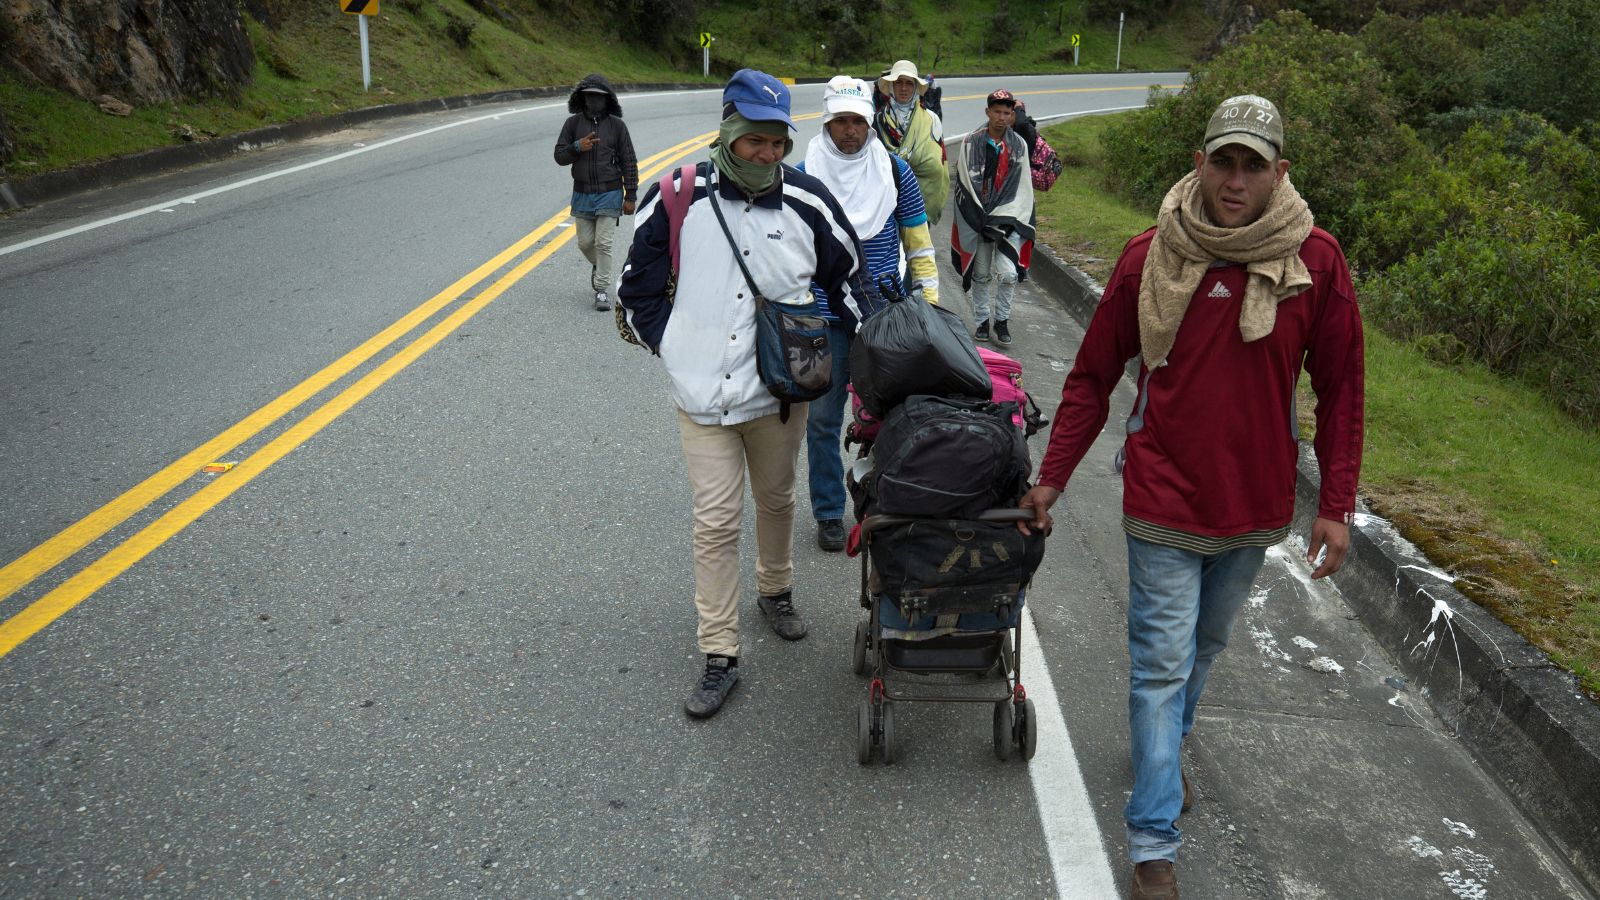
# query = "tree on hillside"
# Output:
<box><xmin>609</xmin><ymin>0</ymin><xmax>699</xmax><ymax>43</ymax></box>
<box><xmin>1202</xmin><ymin>0</ymin><xmax>1534</xmax><ymax>38</ymax></box>
<box><xmin>1358</xmin><ymin>11</ymin><xmax>1492</xmax><ymax>128</ymax></box>
<box><xmin>1086</xmin><ymin>0</ymin><xmax>1178</xmax><ymax>26</ymax></box>
<box><xmin>787</xmin><ymin>0</ymin><xmax>889</xmax><ymax>69</ymax></box>
<box><xmin>1484</xmin><ymin>0</ymin><xmax>1600</xmax><ymax>132</ymax></box>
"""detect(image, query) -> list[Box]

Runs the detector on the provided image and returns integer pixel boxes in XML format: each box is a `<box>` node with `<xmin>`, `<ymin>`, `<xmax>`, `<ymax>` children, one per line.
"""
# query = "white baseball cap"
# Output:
<box><xmin>822</xmin><ymin>75</ymin><xmax>874</xmax><ymax>123</ymax></box>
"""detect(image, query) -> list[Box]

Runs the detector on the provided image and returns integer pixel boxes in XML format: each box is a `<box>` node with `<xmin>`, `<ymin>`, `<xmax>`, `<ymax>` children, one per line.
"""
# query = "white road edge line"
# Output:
<box><xmin>1033</xmin><ymin>103</ymin><xmax>1146</xmax><ymax>123</ymax></box>
<box><xmin>0</xmin><ymin>99</ymin><xmax>576</xmax><ymax>258</ymax></box>
<box><xmin>1023</xmin><ymin>607</ymin><xmax>1118</xmax><ymax>898</ymax></box>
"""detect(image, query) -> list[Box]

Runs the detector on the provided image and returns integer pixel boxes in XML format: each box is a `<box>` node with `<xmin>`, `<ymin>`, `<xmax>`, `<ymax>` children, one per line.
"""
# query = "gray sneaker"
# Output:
<box><xmin>994</xmin><ymin>320</ymin><xmax>1012</xmax><ymax>345</ymax></box>
<box><xmin>758</xmin><ymin>589</ymin><xmax>807</xmax><ymax>640</ymax></box>
<box><xmin>684</xmin><ymin>656</ymin><xmax>739</xmax><ymax>718</ymax></box>
<box><xmin>594</xmin><ymin>290</ymin><xmax>612</xmax><ymax>311</ymax></box>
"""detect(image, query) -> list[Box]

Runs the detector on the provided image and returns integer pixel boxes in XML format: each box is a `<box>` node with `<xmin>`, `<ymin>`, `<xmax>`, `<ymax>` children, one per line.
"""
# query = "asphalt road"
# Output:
<box><xmin>1</xmin><ymin>73</ymin><xmax>1592</xmax><ymax>898</ymax></box>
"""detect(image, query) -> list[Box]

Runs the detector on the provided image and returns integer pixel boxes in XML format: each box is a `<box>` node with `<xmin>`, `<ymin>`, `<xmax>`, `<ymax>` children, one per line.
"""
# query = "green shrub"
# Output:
<box><xmin>1235</xmin><ymin>0</ymin><xmax>1535</xmax><ymax>33</ymax></box>
<box><xmin>1353</xmin><ymin>116</ymin><xmax>1600</xmax><ymax>270</ymax></box>
<box><xmin>444</xmin><ymin>11</ymin><xmax>475</xmax><ymax>48</ymax></box>
<box><xmin>1357</xmin><ymin>11</ymin><xmax>1490</xmax><ymax>129</ymax></box>
<box><xmin>1363</xmin><ymin>199</ymin><xmax>1600</xmax><ymax>425</ymax></box>
<box><xmin>1484</xmin><ymin>0</ymin><xmax>1600</xmax><ymax>132</ymax></box>
<box><xmin>1100</xmin><ymin>10</ymin><xmax>1412</xmax><ymax>239</ymax></box>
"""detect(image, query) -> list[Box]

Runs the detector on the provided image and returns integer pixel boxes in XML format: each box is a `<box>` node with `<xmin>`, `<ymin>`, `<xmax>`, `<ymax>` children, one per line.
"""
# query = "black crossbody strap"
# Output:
<box><xmin>705</xmin><ymin>162</ymin><xmax>767</xmax><ymax>302</ymax></box>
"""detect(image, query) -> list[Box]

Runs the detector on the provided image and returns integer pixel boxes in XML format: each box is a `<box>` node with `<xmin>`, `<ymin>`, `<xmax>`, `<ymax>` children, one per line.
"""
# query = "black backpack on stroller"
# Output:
<box><xmin>869</xmin><ymin>394</ymin><xmax>1030</xmax><ymax>520</ymax></box>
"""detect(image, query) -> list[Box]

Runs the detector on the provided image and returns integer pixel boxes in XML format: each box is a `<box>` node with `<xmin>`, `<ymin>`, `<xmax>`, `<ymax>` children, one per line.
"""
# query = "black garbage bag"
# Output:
<box><xmin>849</xmin><ymin>293</ymin><xmax>991</xmax><ymax>418</ymax></box>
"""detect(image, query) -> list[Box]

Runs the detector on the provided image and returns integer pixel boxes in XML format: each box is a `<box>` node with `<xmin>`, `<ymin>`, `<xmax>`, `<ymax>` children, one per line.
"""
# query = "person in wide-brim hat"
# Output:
<box><xmin>876</xmin><ymin>59</ymin><xmax>927</xmax><ymax>97</ymax></box>
<box><xmin>872</xmin><ymin>59</ymin><xmax>946</xmax><ymax>224</ymax></box>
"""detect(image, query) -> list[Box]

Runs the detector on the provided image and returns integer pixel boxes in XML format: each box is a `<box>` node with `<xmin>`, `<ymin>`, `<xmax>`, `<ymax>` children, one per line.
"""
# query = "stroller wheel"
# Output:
<box><xmin>992</xmin><ymin>700</ymin><xmax>1014</xmax><ymax>761</ymax></box>
<box><xmin>856</xmin><ymin>699</ymin><xmax>875</xmax><ymax>765</ymax></box>
<box><xmin>851</xmin><ymin>621</ymin><xmax>871</xmax><ymax>676</ymax></box>
<box><xmin>880</xmin><ymin>702</ymin><xmax>897</xmax><ymax>765</ymax></box>
<box><xmin>1017</xmin><ymin>698</ymin><xmax>1038</xmax><ymax>760</ymax></box>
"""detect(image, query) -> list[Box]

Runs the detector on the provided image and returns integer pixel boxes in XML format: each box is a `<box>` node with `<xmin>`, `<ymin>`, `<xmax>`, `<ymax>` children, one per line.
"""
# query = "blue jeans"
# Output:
<box><xmin>805</xmin><ymin>321</ymin><xmax>854</xmax><ymax>522</ymax></box>
<box><xmin>1123</xmin><ymin>534</ymin><xmax>1266</xmax><ymax>864</ymax></box>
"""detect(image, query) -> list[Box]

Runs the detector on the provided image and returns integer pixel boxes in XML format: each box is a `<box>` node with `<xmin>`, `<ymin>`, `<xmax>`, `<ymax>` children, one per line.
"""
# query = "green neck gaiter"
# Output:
<box><xmin>708</xmin><ymin>114</ymin><xmax>791</xmax><ymax>198</ymax></box>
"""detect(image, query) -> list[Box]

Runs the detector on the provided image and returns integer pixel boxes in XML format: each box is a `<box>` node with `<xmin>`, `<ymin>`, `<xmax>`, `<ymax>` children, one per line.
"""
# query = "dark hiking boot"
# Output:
<box><xmin>684</xmin><ymin>656</ymin><xmax>739</xmax><ymax>718</ymax></box>
<box><xmin>758</xmin><ymin>589</ymin><xmax>807</xmax><ymax>640</ymax></box>
<box><xmin>816</xmin><ymin>518</ymin><xmax>846</xmax><ymax>552</ymax></box>
<box><xmin>974</xmin><ymin>320</ymin><xmax>991</xmax><ymax>342</ymax></box>
<box><xmin>994</xmin><ymin>320</ymin><xmax>1012</xmax><ymax>345</ymax></box>
<box><xmin>1130</xmin><ymin>860</ymin><xmax>1179</xmax><ymax>900</ymax></box>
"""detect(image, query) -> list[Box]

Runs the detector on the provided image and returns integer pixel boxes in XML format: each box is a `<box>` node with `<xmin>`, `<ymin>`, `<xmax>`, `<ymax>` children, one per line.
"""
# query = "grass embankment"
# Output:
<box><xmin>0</xmin><ymin>0</ymin><xmax>709</xmax><ymax>177</ymax></box>
<box><xmin>1036</xmin><ymin>112</ymin><xmax>1600</xmax><ymax>696</ymax></box>
<box><xmin>1</xmin><ymin>0</ymin><xmax>1209</xmax><ymax>179</ymax></box>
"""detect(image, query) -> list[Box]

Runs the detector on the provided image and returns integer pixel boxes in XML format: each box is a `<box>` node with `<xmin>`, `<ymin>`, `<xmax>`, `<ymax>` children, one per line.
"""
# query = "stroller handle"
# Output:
<box><xmin>860</xmin><ymin>508</ymin><xmax>1037</xmax><ymax>539</ymax></box>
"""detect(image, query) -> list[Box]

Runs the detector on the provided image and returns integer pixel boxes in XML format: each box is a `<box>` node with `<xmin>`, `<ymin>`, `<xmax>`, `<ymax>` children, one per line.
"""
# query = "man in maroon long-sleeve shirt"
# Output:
<box><xmin>1018</xmin><ymin>95</ymin><xmax>1364</xmax><ymax>900</ymax></box>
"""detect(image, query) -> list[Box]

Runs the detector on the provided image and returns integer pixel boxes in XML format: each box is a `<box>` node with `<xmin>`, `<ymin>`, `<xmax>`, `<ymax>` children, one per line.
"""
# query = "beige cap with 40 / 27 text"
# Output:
<box><xmin>1204</xmin><ymin>94</ymin><xmax>1284</xmax><ymax>161</ymax></box>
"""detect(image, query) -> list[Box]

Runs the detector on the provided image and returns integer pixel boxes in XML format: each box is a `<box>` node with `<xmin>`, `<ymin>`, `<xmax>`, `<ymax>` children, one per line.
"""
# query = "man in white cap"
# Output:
<box><xmin>1018</xmin><ymin>94</ymin><xmax>1364</xmax><ymax>900</ymax></box>
<box><xmin>873</xmin><ymin>60</ymin><xmax>947</xmax><ymax>224</ymax></box>
<box><xmin>796</xmin><ymin>75</ymin><xmax>939</xmax><ymax>553</ymax></box>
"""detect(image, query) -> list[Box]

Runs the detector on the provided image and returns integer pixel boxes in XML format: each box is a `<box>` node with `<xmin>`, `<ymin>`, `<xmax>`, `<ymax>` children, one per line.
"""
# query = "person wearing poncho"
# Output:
<box><xmin>949</xmin><ymin>88</ymin><xmax>1035</xmax><ymax>346</ymax></box>
<box><xmin>1017</xmin><ymin>94</ymin><xmax>1365</xmax><ymax>900</ymax></box>
<box><xmin>873</xmin><ymin>59</ymin><xmax>947</xmax><ymax>225</ymax></box>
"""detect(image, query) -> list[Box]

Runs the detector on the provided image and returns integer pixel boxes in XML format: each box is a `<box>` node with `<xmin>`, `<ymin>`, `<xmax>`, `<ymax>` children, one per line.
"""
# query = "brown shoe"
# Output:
<box><xmin>1130</xmin><ymin>860</ymin><xmax>1179</xmax><ymax>900</ymax></box>
<box><xmin>1181</xmin><ymin>770</ymin><xmax>1193</xmax><ymax>814</ymax></box>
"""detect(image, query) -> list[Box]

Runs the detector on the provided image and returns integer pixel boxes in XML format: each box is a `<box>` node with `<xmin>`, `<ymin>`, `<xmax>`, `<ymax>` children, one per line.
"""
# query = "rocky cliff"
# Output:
<box><xmin>1199</xmin><ymin>1</ymin><xmax>1264</xmax><ymax>59</ymax></box>
<box><xmin>0</xmin><ymin>0</ymin><xmax>255</xmax><ymax>107</ymax></box>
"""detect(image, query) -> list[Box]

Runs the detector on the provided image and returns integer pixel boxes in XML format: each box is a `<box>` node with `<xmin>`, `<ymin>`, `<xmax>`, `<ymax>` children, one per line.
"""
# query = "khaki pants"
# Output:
<box><xmin>676</xmin><ymin>407</ymin><xmax>807</xmax><ymax>656</ymax></box>
<box><xmin>575</xmin><ymin>215</ymin><xmax>618</xmax><ymax>294</ymax></box>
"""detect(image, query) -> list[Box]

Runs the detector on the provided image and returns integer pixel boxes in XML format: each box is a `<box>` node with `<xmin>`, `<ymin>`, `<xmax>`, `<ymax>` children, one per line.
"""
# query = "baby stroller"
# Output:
<box><xmin>849</xmin><ymin>502</ymin><xmax>1045</xmax><ymax>765</ymax></box>
<box><xmin>844</xmin><ymin>347</ymin><xmax>1049</xmax><ymax>765</ymax></box>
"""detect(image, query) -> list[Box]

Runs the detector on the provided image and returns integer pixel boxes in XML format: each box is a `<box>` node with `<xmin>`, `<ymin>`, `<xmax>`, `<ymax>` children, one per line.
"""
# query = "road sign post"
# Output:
<box><xmin>359</xmin><ymin>15</ymin><xmax>371</xmax><ymax>90</ymax></box>
<box><xmin>340</xmin><ymin>0</ymin><xmax>378</xmax><ymax>91</ymax></box>
<box><xmin>1116</xmin><ymin>11</ymin><xmax>1124</xmax><ymax>71</ymax></box>
<box><xmin>699</xmin><ymin>32</ymin><xmax>713</xmax><ymax>78</ymax></box>
<box><xmin>1072</xmin><ymin>32</ymin><xmax>1080</xmax><ymax>66</ymax></box>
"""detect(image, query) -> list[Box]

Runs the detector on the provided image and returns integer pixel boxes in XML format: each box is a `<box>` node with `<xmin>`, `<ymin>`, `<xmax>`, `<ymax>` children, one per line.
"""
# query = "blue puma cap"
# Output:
<box><xmin>721</xmin><ymin>68</ymin><xmax>794</xmax><ymax>130</ymax></box>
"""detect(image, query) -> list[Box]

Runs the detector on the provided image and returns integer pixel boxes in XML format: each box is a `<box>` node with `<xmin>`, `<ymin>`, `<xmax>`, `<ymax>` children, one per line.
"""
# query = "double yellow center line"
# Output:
<box><xmin>0</xmin><ymin>128</ymin><xmax>727</xmax><ymax>657</ymax></box>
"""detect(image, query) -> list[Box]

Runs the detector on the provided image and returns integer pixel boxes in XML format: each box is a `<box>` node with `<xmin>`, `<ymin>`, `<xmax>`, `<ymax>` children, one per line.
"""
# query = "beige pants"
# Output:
<box><xmin>575</xmin><ymin>215</ymin><xmax>617</xmax><ymax>293</ymax></box>
<box><xmin>676</xmin><ymin>406</ymin><xmax>807</xmax><ymax>656</ymax></box>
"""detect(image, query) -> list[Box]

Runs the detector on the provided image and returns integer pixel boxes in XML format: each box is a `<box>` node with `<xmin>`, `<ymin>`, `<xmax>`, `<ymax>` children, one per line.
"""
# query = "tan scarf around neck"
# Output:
<box><xmin>1137</xmin><ymin>170</ymin><xmax>1314</xmax><ymax>367</ymax></box>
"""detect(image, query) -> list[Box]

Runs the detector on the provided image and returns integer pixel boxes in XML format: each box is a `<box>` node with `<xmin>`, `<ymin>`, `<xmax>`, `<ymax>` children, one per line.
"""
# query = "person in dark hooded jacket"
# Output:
<box><xmin>1012</xmin><ymin>99</ymin><xmax>1039</xmax><ymax>151</ymax></box>
<box><xmin>554</xmin><ymin>73</ymin><xmax>639</xmax><ymax>311</ymax></box>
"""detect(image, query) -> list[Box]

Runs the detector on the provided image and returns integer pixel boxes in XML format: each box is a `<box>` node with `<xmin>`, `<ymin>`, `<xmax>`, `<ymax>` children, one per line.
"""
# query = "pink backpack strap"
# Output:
<box><xmin>658</xmin><ymin>163</ymin><xmax>698</xmax><ymax>274</ymax></box>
